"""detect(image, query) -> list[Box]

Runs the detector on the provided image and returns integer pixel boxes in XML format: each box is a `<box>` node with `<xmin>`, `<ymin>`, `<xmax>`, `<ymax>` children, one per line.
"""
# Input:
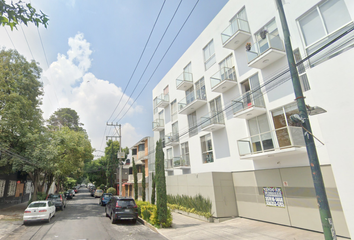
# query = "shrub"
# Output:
<box><xmin>100</xmin><ymin>184</ymin><xmax>105</xmax><ymax>190</ymax></box>
<box><xmin>136</xmin><ymin>200</ymin><xmax>172</xmax><ymax>228</ymax></box>
<box><xmin>106</xmin><ymin>187</ymin><xmax>116</xmax><ymax>195</ymax></box>
<box><xmin>167</xmin><ymin>194</ymin><xmax>212</xmax><ymax>218</ymax></box>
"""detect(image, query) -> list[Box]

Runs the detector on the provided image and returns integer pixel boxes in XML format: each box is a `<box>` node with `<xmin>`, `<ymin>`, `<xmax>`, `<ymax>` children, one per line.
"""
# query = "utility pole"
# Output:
<box><xmin>275</xmin><ymin>1</ymin><xmax>336</xmax><ymax>239</ymax></box>
<box><xmin>118</xmin><ymin>124</ymin><xmax>123</xmax><ymax>197</ymax></box>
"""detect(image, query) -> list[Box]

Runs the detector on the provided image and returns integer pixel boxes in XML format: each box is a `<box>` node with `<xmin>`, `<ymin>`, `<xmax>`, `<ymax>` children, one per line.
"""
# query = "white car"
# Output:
<box><xmin>23</xmin><ymin>201</ymin><xmax>56</xmax><ymax>224</ymax></box>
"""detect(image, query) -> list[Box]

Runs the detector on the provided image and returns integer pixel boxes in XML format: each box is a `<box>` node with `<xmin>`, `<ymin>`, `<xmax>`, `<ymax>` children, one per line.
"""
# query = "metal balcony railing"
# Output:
<box><xmin>165</xmin><ymin>159</ymin><xmax>173</xmax><ymax>170</ymax></box>
<box><xmin>176</xmin><ymin>72</ymin><xmax>193</xmax><ymax>89</ymax></box>
<box><xmin>173</xmin><ymin>156</ymin><xmax>190</xmax><ymax>167</ymax></box>
<box><xmin>165</xmin><ymin>132</ymin><xmax>179</xmax><ymax>145</ymax></box>
<box><xmin>200</xmin><ymin>111</ymin><xmax>225</xmax><ymax>129</ymax></box>
<box><xmin>232</xmin><ymin>92</ymin><xmax>265</xmax><ymax>114</ymax></box>
<box><xmin>152</xmin><ymin>119</ymin><xmax>164</xmax><ymax>130</ymax></box>
<box><xmin>178</xmin><ymin>90</ymin><xmax>206</xmax><ymax>112</ymax></box>
<box><xmin>210</xmin><ymin>67</ymin><xmax>237</xmax><ymax>89</ymax></box>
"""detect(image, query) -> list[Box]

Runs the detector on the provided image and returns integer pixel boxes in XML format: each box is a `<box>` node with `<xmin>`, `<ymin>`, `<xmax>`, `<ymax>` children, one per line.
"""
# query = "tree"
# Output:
<box><xmin>0</xmin><ymin>0</ymin><xmax>49</xmax><ymax>30</ymax></box>
<box><xmin>48</xmin><ymin>108</ymin><xmax>84</xmax><ymax>132</ymax></box>
<box><xmin>142</xmin><ymin>166</ymin><xmax>146</xmax><ymax>201</ymax></box>
<box><xmin>133</xmin><ymin>157</ymin><xmax>138</xmax><ymax>200</ymax></box>
<box><xmin>155</xmin><ymin>139</ymin><xmax>168</xmax><ymax>226</ymax></box>
<box><xmin>151</xmin><ymin>172</ymin><xmax>155</xmax><ymax>205</ymax></box>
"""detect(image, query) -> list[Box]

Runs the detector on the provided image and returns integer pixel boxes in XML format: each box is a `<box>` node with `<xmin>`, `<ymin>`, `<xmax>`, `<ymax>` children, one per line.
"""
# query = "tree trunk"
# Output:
<box><xmin>39</xmin><ymin>172</ymin><xmax>47</xmax><ymax>193</ymax></box>
<box><xmin>28</xmin><ymin>171</ymin><xmax>40</xmax><ymax>201</ymax></box>
<box><xmin>46</xmin><ymin>174</ymin><xmax>54</xmax><ymax>195</ymax></box>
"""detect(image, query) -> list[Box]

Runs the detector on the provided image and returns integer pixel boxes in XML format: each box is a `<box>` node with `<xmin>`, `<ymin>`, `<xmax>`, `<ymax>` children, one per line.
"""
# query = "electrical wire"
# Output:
<box><xmin>111</xmin><ymin>0</ymin><xmax>183</xmax><ymax>123</ymax></box>
<box><xmin>107</xmin><ymin>0</ymin><xmax>167</xmax><ymax>123</ymax></box>
<box><xmin>116</xmin><ymin>0</ymin><xmax>200</xmax><ymax>123</ymax></box>
<box><xmin>4</xmin><ymin>28</ymin><xmax>16</xmax><ymax>49</ymax></box>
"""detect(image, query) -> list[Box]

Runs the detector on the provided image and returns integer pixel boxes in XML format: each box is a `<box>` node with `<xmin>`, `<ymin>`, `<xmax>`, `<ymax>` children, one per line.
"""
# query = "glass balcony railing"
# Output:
<box><xmin>171</xmin><ymin>112</ymin><xmax>178</xmax><ymax>122</ymax></box>
<box><xmin>165</xmin><ymin>159</ymin><xmax>173</xmax><ymax>170</ymax></box>
<box><xmin>232</xmin><ymin>92</ymin><xmax>265</xmax><ymax>114</ymax></box>
<box><xmin>200</xmin><ymin>111</ymin><xmax>225</xmax><ymax>129</ymax></box>
<box><xmin>246</xmin><ymin>33</ymin><xmax>285</xmax><ymax>63</ymax></box>
<box><xmin>165</xmin><ymin>132</ymin><xmax>179</xmax><ymax>145</ymax></box>
<box><xmin>156</xmin><ymin>93</ymin><xmax>169</xmax><ymax>107</ymax></box>
<box><xmin>237</xmin><ymin>126</ymin><xmax>306</xmax><ymax>156</ymax></box>
<box><xmin>176</xmin><ymin>72</ymin><xmax>193</xmax><ymax>89</ymax></box>
<box><xmin>221</xmin><ymin>18</ymin><xmax>250</xmax><ymax>44</ymax></box>
<box><xmin>210</xmin><ymin>67</ymin><xmax>237</xmax><ymax>89</ymax></box>
<box><xmin>178</xmin><ymin>89</ymin><xmax>206</xmax><ymax>111</ymax></box>
<box><xmin>152</xmin><ymin>119</ymin><xmax>164</xmax><ymax>130</ymax></box>
<box><xmin>173</xmin><ymin>156</ymin><xmax>190</xmax><ymax>168</ymax></box>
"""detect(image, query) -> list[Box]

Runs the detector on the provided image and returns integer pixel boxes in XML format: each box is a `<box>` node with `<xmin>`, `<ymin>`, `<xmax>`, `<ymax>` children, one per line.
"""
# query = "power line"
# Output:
<box><xmin>4</xmin><ymin>28</ymin><xmax>16</xmax><ymax>49</ymax></box>
<box><xmin>111</xmin><ymin>0</ymin><xmax>183</xmax><ymax>122</ymax></box>
<box><xmin>116</xmin><ymin>0</ymin><xmax>200</xmax><ymax>123</ymax></box>
<box><xmin>107</xmin><ymin>0</ymin><xmax>167</xmax><ymax>122</ymax></box>
<box><xmin>19</xmin><ymin>24</ymin><xmax>35</xmax><ymax>60</ymax></box>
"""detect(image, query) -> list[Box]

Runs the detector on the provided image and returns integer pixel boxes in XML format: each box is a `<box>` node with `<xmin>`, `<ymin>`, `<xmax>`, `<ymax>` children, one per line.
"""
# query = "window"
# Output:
<box><xmin>255</xmin><ymin>19</ymin><xmax>282</xmax><ymax>54</ymax></box>
<box><xmin>200</xmin><ymin>134</ymin><xmax>214</xmax><ymax>163</ymax></box>
<box><xmin>172</xmin><ymin>122</ymin><xmax>179</xmax><ymax>139</ymax></box>
<box><xmin>271</xmin><ymin>103</ymin><xmax>303</xmax><ymax>148</ymax></box>
<box><xmin>171</xmin><ymin>100</ymin><xmax>177</xmax><ymax>122</ymax></box>
<box><xmin>183</xmin><ymin>63</ymin><xmax>193</xmax><ymax>82</ymax></box>
<box><xmin>294</xmin><ymin>48</ymin><xmax>311</xmax><ymax>92</ymax></box>
<box><xmin>186</xmin><ymin>86</ymin><xmax>195</xmax><ymax>105</ymax></box>
<box><xmin>158</xmin><ymin>110</ymin><xmax>164</xmax><ymax>121</ymax></box>
<box><xmin>7</xmin><ymin>180</ymin><xmax>16</xmax><ymax>196</ymax></box>
<box><xmin>230</xmin><ymin>7</ymin><xmax>250</xmax><ymax>33</ymax></box>
<box><xmin>247</xmin><ymin>114</ymin><xmax>274</xmax><ymax>153</ymax></box>
<box><xmin>203</xmin><ymin>40</ymin><xmax>216</xmax><ymax>70</ymax></box>
<box><xmin>0</xmin><ymin>180</ymin><xmax>5</xmax><ymax>198</ymax></box>
<box><xmin>163</xmin><ymin>85</ymin><xmax>169</xmax><ymax>95</ymax></box>
<box><xmin>240</xmin><ymin>74</ymin><xmax>265</xmax><ymax>109</ymax></box>
<box><xmin>138</xmin><ymin>144</ymin><xmax>144</xmax><ymax>152</ymax></box>
<box><xmin>181</xmin><ymin>142</ymin><xmax>190</xmax><ymax>166</ymax></box>
<box><xmin>299</xmin><ymin>0</ymin><xmax>351</xmax><ymax>46</ymax></box>
<box><xmin>160</xmin><ymin>129</ymin><xmax>165</xmax><ymax>148</ymax></box>
<box><xmin>166</xmin><ymin>148</ymin><xmax>172</xmax><ymax>160</ymax></box>
<box><xmin>132</xmin><ymin>148</ymin><xmax>137</xmax><ymax>155</ymax></box>
<box><xmin>298</xmin><ymin>0</ymin><xmax>352</xmax><ymax>66</ymax></box>
<box><xmin>219</xmin><ymin>54</ymin><xmax>236</xmax><ymax>81</ymax></box>
<box><xmin>209</xmin><ymin>96</ymin><xmax>224</xmax><ymax>124</ymax></box>
<box><xmin>188</xmin><ymin>111</ymin><xmax>198</xmax><ymax>137</ymax></box>
<box><xmin>195</xmin><ymin>77</ymin><xmax>206</xmax><ymax>100</ymax></box>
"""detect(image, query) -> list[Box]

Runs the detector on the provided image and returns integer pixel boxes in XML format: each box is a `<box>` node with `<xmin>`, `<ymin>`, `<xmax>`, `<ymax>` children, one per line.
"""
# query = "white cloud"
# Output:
<box><xmin>41</xmin><ymin>32</ymin><xmax>143</xmax><ymax>151</ymax></box>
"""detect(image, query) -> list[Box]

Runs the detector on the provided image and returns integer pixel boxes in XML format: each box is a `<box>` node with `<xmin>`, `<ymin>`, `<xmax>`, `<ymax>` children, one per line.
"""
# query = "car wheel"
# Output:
<box><xmin>111</xmin><ymin>212</ymin><xmax>116</xmax><ymax>224</ymax></box>
<box><xmin>61</xmin><ymin>206</ymin><xmax>64</xmax><ymax>211</ymax></box>
<box><xmin>132</xmin><ymin>219</ymin><xmax>137</xmax><ymax>224</ymax></box>
<box><xmin>47</xmin><ymin>214</ymin><xmax>51</xmax><ymax>223</ymax></box>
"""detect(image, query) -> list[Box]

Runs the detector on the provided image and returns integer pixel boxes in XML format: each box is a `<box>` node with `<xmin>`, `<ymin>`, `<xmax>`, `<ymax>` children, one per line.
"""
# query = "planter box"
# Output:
<box><xmin>172</xmin><ymin>209</ymin><xmax>214</xmax><ymax>223</ymax></box>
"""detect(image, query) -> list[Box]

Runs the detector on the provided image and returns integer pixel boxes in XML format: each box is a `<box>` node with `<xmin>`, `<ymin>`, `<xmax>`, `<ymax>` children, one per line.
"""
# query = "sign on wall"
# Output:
<box><xmin>263</xmin><ymin>187</ymin><xmax>285</xmax><ymax>207</ymax></box>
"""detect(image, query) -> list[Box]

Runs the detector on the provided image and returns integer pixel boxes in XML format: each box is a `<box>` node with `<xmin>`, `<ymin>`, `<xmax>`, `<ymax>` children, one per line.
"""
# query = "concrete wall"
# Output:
<box><xmin>166</xmin><ymin>172</ymin><xmax>237</xmax><ymax>218</ymax></box>
<box><xmin>232</xmin><ymin>165</ymin><xmax>350</xmax><ymax>238</ymax></box>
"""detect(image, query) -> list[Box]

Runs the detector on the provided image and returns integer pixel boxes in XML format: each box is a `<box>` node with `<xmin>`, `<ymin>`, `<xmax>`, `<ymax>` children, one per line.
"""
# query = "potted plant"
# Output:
<box><xmin>245</xmin><ymin>42</ymin><xmax>251</xmax><ymax>51</ymax></box>
<box><xmin>260</xmin><ymin>29</ymin><xmax>268</xmax><ymax>39</ymax></box>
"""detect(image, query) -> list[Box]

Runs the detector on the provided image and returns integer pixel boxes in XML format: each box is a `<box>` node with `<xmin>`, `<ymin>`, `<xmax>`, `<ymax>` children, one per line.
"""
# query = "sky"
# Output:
<box><xmin>0</xmin><ymin>0</ymin><xmax>228</xmax><ymax>157</ymax></box>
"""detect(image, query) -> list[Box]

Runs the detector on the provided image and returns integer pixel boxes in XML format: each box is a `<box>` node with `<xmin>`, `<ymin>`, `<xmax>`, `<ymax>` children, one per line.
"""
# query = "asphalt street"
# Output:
<box><xmin>4</xmin><ymin>188</ymin><xmax>167</xmax><ymax>240</ymax></box>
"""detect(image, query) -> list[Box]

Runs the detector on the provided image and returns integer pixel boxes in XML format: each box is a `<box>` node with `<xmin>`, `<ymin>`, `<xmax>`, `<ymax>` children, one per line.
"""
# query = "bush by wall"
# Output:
<box><xmin>167</xmin><ymin>194</ymin><xmax>212</xmax><ymax>218</ymax></box>
<box><xmin>136</xmin><ymin>200</ymin><xmax>172</xmax><ymax>228</ymax></box>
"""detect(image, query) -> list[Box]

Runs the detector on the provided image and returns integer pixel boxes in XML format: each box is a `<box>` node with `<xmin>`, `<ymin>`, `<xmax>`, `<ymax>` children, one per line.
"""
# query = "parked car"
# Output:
<box><xmin>99</xmin><ymin>193</ymin><xmax>112</xmax><ymax>206</ymax></box>
<box><xmin>23</xmin><ymin>201</ymin><xmax>56</xmax><ymax>225</ymax></box>
<box><xmin>105</xmin><ymin>197</ymin><xmax>138</xmax><ymax>224</ymax></box>
<box><xmin>46</xmin><ymin>193</ymin><xmax>66</xmax><ymax>210</ymax></box>
<box><xmin>70</xmin><ymin>189</ymin><xmax>75</xmax><ymax>197</ymax></box>
<box><xmin>94</xmin><ymin>189</ymin><xmax>104</xmax><ymax>198</ymax></box>
<box><xmin>64</xmin><ymin>191</ymin><xmax>73</xmax><ymax>200</ymax></box>
<box><xmin>73</xmin><ymin>187</ymin><xmax>78</xmax><ymax>193</ymax></box>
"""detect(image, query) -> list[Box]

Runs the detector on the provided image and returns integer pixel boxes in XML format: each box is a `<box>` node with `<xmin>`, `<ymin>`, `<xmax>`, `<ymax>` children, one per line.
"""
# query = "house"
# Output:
<box><xmin>152</xmin><ymin>0</ymin><xmax>354</xmax><ymax>238</ymax></box>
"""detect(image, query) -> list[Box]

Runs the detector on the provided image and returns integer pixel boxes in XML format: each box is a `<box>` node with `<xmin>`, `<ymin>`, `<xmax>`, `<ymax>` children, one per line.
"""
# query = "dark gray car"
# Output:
<box><xmin>46</xmin><ymin>193</ymin><xmax>66</xmax><ymax>210</ymax></box>
<box><xmin>105</xmin><ymin>197</ymin><xmax>138</xmax><ymax>224</ymax></box>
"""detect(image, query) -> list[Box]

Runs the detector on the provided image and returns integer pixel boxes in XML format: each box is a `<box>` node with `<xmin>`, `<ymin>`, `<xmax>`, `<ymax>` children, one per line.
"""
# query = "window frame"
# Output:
<box><xmin>200</xmin><ymin>134</ymin><xmax>214</xmax><ymax>164</ymax></box>
<box><xmin>203</xmin><ymin>39</ymin><xmax>216</xmax><ymax>70</ymax></box>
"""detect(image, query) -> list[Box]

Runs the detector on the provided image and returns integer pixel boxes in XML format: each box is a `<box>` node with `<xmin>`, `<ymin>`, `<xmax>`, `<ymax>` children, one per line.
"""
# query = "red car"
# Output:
<box><xmin>73</xmin><ymin>187</ymin><xmax>78</xmax><ymax>193</ymax></box>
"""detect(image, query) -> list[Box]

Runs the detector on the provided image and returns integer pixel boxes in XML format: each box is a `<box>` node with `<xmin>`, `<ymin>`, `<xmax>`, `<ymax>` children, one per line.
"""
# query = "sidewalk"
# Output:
<box><xmin>158</xmin><ymin>212</ymin><xmax>349</xmax><ymax>240</ymax></box>
<box><xmin>0</xmin><ymin>201</ymin><xmax>28</xmax><ymax>240</ymax></box>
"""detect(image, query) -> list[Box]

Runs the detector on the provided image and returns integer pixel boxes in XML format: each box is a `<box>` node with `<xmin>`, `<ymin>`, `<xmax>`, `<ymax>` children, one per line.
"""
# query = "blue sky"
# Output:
<box><xmin>0</xmin><ymin>0</ymin><xmax>228</xmax><ymax>156</ymax></box>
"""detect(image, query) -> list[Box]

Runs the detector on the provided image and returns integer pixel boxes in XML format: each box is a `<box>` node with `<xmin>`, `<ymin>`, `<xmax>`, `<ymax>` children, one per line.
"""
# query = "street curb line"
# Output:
<box><xmin>137</xmin><ymin>217</ymin><xmax>160</xmax><ymax>234</ymax></box>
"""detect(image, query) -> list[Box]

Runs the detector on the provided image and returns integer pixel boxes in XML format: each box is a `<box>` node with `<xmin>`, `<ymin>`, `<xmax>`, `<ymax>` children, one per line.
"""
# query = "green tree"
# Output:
<box><xmin>155</xmin><ymin>139</ymin><xmax>168</xmax><ymax>226</ymax></box>
<box><xmin>0</xmin><ymin>0</ymin><xmax>49</xmax><ymax>30</ymax></box>
<box><xmin>48</xmin><ymin>108</ymin><xmax>84</xmax><ymax>132</ymax></box>
<box><xmin>151</xmin><ymin>172</ymin><xmax>156</xmax><ymax>205</ymax></box>
<box><xmin>142</xmin><ymin>166</ymin><xmax>146</xmax><ymax>201</ymax></box>
<box><xmin>133</xmin><ymin>157</ymin><xmax>138</xmax><ymax>200</ymax></box>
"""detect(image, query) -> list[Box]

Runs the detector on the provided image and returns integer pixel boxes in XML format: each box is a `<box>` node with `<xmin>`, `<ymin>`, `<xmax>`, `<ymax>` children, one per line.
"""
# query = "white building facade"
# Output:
<box><xmin>152</xmin><ymin>0</ymin><xmax>354</xmax><ymax>237</ymax></box>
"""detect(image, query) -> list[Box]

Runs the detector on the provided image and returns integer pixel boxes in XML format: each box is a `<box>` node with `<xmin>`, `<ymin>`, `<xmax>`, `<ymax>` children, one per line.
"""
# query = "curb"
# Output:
<box><xmin>137</xmin><ymin>217</ymin><xmax>160</xmax><ymax>234</ymax></box>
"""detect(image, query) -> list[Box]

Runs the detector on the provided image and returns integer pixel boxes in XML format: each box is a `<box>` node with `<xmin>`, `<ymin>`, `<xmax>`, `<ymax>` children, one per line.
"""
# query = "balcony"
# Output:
<box><xmin>246</xmin><ymin>33</ymin><xmax>286</xmax><ymax>69</ymax></box>
<box><xmin>137</xmin><ymin>173</ymin><xmax>143</xmax><ymax>182</ymax></box>
<box><xmin>127</xmin><ymin>173</ymin><xmax>143</xmax><ymax>183</ymax></box>
<box><xmin>165</xmin><ymin>159</ymin><xmax>173</xmax><ymax>171</ymax></box>
<box><xmin>200</xmin><ymin>112</ymin><xmax>225</xmax><ymax>132</ymax></box>
<box><xmin>173</xmin><ymin>156</ymin><xmax>190</xmax><ymax>169</ymax></box>
<box><xmin>155</xmin><ymin>93</ymin><xmax>169</xmax><ymax>108</ymax></box>
<box><xmin>237</xmin><ymin>126</ymin><xmax>307</xmax><ymax>160</ymax></box>
<box><xmin>152</xmin><ymin>119</ymin><xmax>164</xmax><ymax>131</ymax></box>
<box><xmin>232</xmin><ymin>93</ymin><xmax>266</xmax><ymax>120</ymax></box>
<box><xmin>210</xmin><ymin>67</ymin><xmax>237</xmax><ymax>93</ymax></box>
<box><xmin>176</xmin><ymin>72</ymin><xmax>193</xmax><ymax>90</ymax></box>
<box><xmin>165</xmin><ymin>132</ymin><xmax>179</xmax><ymax>146</ymax></box>
<box><xmin>221</xmin><ymin>18</ymin><xmax>251</xmax><ymax>50</ymax></box>
<box><xmin>178</xmin><ymin>90</ymin><xmax>207</xmax><ymax>115</ymax></box>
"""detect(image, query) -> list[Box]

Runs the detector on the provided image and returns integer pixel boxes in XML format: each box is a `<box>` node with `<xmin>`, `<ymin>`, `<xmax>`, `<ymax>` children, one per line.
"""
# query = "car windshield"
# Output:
<box><xmin>28</xmin><ymin>202</ymin><xmax>47</xmax><ymax>208</ymax></box>
<box><xmin>96</xmin><ymin>190</ymin><xmax>103</xmax><ymax>193</ymax></box>
<box><xmin>118</xmin><ymin>199</ymin><xmax>135</xmax><ymax>207</ymax></box>
<box><xmin>48</xmin><ymin>194</ymin><xmax>60</xmax><ymax>199</ymax></box>
<box><xmin>102</xmin><ymin>193</ymin><xmax>112</xmax><ymax>197</ymax></box>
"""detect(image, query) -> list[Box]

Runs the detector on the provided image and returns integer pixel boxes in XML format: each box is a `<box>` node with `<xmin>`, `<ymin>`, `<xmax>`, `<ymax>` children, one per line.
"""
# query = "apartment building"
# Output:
<box><xmin>152</xmin><ymin>0</ymin><xmax>353</xmax><ymax>237</ymax></box>
<box><xmin>126</xmin><ymin>137</ymin><xmax>154</xmax><ymax>200</ymax></box>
